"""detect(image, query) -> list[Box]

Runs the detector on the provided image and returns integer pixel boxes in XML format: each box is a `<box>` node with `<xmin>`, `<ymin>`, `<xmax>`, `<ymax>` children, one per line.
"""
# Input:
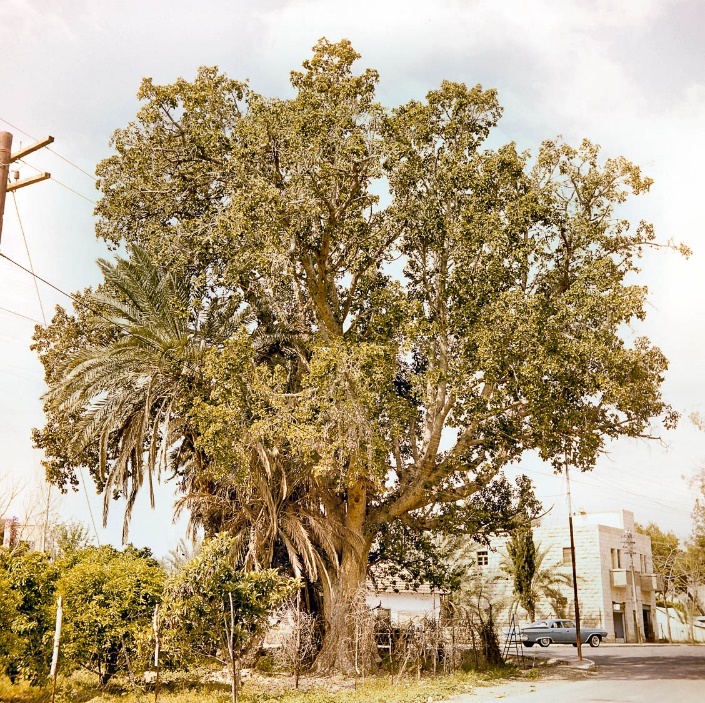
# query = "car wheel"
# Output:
<box><xmin>572</xmin><ymin>643</ymin><xmax>577</xmax><ymax>647</ymax></box>
<box><xmin>524</xmin><ymin>642</ymin><xmax>534</xmax><ymax>648</ymax></box>
<box><xmin>588</xmin><ymin>635</ymin><xmax>601</xmax><ymax>648</ymax></box>
<box><xmin>538</xmin><ymin>638</ymin><xmax>551</xmax><ymax>647</ymax></box>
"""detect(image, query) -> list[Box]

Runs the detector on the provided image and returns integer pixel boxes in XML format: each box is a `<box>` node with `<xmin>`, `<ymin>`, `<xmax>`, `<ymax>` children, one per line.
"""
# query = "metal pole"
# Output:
<box><xmin>0</xmin><ymin>131</ymin><xmax>12</xmax><ymax>245</ymax></box>
<box><xmin>623</xmin><ymin>530</ymin><xmax>642</xmax><ymax>644</ymax></box>
<box><xmin>565</xmin><ymin>460</ymin><xmax>583</xmax><ymax>660</ymax></box>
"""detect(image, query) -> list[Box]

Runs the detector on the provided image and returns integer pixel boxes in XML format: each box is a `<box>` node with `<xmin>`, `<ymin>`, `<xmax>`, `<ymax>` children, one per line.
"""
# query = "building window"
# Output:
<box><xmin>563</xmin><ymin>547</ymin><xmax>572</xmax><ymax>563</ymax></box>
<box><xmin>639</xmin><ymin>554</ymin><xmax>646</xmax><ymax>573</ymax></box>
<box><xmin>611</xmin><ymin>548</ymin><xmax>622</xmax><ymax>569</ymax></box>
<box><xmin>476</xmin><ymin>550</ymin><xmax>489</xmax><ymax>566</ymax></box>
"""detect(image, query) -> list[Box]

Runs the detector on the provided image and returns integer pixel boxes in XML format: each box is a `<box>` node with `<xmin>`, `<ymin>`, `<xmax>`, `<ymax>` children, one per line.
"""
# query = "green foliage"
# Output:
<box><xmin>56</xmin><ymin>545</ymin><xmax>165</xmax><ymax>686</ymax></box>
<box><xmin>506</xmin><ymin>528</ymin><xmax>536</xmax><ymax>620</ymax></box>
<box><xmin>0</xmin><ymin>547</ymin><xmax>59</xmax><ymax>685</ymax></box>
<box><xmin>368</xmin><ymin>522</ymin><xmax>462</xmax><ymax>592</ymax></box>
<box><xmin>501</xmin><ymin>535</ymin><xmax>572</xmax><ymax>621</ymax></box>
<box><xmin>689</xmin><ymin>467</ymin><xmax>705</xmax><ymax>552</ymax></box>
<box><xmin>162</xmin><ymin>534</ymin><xmax>298</xmax><ymax>668</ymax></box>
<box><xmin>51</xmin><ymin>520</ymin><xmax>92</xmax><ymax>556</ymax></box>
<box><xmin>30</xmin><ymin>291</ymin><xmax>117</xmax><ymax>493</ymax></box>
<box><xmin>635</xmin><ymin>521</ymin><xmax>681</xmax><ymax>582</ymax></box>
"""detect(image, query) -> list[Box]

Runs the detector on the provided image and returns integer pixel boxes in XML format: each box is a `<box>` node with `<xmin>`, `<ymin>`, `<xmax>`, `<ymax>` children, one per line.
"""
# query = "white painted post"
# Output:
<box><xmin>50</xmin><ymin>595</ymin><xmax>63</xmax><ymax>703</ymax></box>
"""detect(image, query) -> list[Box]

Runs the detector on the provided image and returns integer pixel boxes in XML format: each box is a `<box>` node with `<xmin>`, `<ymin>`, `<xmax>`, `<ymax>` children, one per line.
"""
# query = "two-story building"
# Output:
<box><xmin>474</xmin><ymin>510</ymin><xmax>660</xmax><ymax>642</ymax></box>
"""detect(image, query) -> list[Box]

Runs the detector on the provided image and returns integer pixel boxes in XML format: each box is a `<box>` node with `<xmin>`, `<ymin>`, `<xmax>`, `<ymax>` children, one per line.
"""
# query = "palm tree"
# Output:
<box><xmin>46</xmin><ymin>247</ymin><xmax>204</xmax><ymax>541</ymax></box>
<box><xmin>500</xmin><ymin>530</ymin><xmax>573</xmax><ymax>622</ymax></box>
<box><xmin>44</xmin><ymin>247</ymin><xmax>340</xmax><ymax>585</ymax></box>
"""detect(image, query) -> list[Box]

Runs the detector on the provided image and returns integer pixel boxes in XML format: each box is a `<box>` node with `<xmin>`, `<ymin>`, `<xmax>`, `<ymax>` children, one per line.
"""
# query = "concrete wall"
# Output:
<box><xmin>656</xmin><ymin>607</ymin><xmax>705</xmax><ymax>642</ymax></box>
<box><xmin>365</xmin><ymin>590</ymin><xmax>441</xmax><ymax>624</ymax></box>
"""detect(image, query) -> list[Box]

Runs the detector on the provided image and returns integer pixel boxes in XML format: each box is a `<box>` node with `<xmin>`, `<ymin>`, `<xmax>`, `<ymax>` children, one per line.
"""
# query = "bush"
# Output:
<box><xmin>57</xmin><ymin>545</ymin><xmax>165</xmax><ymax>686</ymax></box>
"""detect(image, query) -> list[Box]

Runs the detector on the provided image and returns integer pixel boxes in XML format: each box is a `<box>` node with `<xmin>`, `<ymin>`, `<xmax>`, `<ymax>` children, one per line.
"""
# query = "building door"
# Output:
<box><xmin>613</xmin><ymin>611</ymin><xmax>625</xmax><ymax>640</ymax></box>
<box><xmin>643</xmin><ymin>606</ymin><xmax>654</xmax><ymax>642</ymax></box>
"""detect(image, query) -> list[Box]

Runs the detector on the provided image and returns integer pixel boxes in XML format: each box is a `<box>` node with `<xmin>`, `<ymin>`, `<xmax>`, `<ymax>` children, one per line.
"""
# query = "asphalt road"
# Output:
<box><xmin>452</xmin><ymin>645</ymin><xmax>705</xmax><ymax>703</ymax></box>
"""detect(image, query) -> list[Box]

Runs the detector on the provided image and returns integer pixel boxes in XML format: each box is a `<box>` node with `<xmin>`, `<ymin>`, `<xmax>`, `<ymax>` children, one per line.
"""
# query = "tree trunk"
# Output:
<box><xmin>314</xmin><ymin>482</ymin><xmax>373</xmax><ymax>673</ymax></box>
<box><xmin>99</xmin><ymin>649</ymin><xmax>120</xmax><ymax>687</ymax></box>
<box><xmin>664</xmin><ymin>589</ymin><xmax>673</xmax><ymax>643</ymax></box>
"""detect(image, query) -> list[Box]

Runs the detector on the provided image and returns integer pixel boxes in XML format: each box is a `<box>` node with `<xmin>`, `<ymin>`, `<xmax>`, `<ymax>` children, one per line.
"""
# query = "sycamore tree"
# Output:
<box><xmin>34</xmin><ymin>39</ymin><xmax>684</xmax><ymax>669</ymax></box>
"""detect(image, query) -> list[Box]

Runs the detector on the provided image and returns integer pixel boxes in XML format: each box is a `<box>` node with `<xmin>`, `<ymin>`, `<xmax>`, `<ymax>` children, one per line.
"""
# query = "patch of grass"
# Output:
<box><xmin>0</xmin><ymin>678</ymin><xmax>51</xmax><ymax>703</ymax></box>
<box><xmin>240</xmin><ymin>670</ymin><xmax>507</xmax><ymax>703</ymax></box>
<box><xmin>0</xmin><ymin>666</ymin><xmax>517</xmax><ymax>703</ymax></box>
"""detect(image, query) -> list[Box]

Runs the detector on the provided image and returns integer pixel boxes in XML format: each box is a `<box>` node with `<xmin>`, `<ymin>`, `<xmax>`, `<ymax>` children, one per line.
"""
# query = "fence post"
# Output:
<box><xmin>50</xmin><ymin>595</ymin><xmax>63</xmax><ymax>703</ymax></box>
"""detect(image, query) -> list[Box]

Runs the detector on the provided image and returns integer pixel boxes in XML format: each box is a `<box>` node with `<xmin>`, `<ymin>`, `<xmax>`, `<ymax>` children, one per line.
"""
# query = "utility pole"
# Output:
<box><xmin>565</xmin><ymin>457</ymin><xmax>583</xmax><ymax>661</ymax></box>
<box><xmin>622</xmin><ymin>530</ymin><xmax>643</xmax><ymax>644</ymax></box>
<box><xmin>0</xmin><ymin>130</ymin><xmax>53</xmax><ymax>245</ymax></box>
<box><xmin>0</xmin><ymin>132</ymin><xmax>12</xmax><ymax>243</ymax></box>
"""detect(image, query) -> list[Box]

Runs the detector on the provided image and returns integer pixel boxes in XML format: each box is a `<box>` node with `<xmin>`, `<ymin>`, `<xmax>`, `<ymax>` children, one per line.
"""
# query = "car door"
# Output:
<box><xmin>562</xmin><ymin>620</ymin><xmax>577</xmax><ymax>643</ymax></box>
<box><xmin>550</xmin><ymin>620</ymin><xmax>565</xmax><ymax>643</ymax></box>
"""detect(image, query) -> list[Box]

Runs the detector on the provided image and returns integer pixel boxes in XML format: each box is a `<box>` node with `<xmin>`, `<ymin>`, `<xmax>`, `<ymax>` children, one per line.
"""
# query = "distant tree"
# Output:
<box><xmin>505</xmin><ymin>527</ymin><xmax>536</xmax><ymax>620</ymax></box>
<box><xmin>635</xmin><ymin>521</ymin><xmax>681</xmax><ymax>594</ymax></box>
<box><xmin>689</xmin><ymin>467</ymin><xmax>705</xmax><ymax>552</ymax></box>
<box><xmin>636</xmin><ymin>520</ymin><xmax>705</xmax><ymax>641</ymax></box>
<box><xmin>162</xmin><ymin>534</ymin><xmax>297</xmax><ymax>703</ymax></box>
<box><xmin>0</xmin><ymin>470</ymin><xmax>22</xmax><ymax>522</ymax></box>
<box><xmin>501</xmin><ymin>530</ymin><xmax>573</xmax><ymax>621</ymax></box>
<box><xmin>51</xmin><ymin>520</ymin><xmax>92</xmax><ymax>557</ymax></box>
<box><xmin>674</xmin><ymin>546</ymin><xmax>705</xmax><ymax>641</ymax></box>
<box><xmin>161</xmin><ymin>536</ymin><xmax>202</xmax><ymax>573</ymax></box>
<box><xmin>56</xmin><ymin>545</ymin><xmax>165</xmax><ymax>686</ymax></box>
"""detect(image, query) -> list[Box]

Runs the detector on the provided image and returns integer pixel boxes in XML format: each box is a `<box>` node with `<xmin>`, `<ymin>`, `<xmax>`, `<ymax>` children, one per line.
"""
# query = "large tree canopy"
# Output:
<box><xmin>34</xmin><ymin>39</ymin><xmax>682</xmax><ymax>668</ymax></box>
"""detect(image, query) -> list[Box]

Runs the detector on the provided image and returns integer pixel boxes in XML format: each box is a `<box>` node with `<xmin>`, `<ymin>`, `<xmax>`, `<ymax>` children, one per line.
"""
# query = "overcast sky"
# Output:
<box><xmin>1</xmin><ymin>0</ymin><xmax>704</xmax><ymax>556</ymax></box>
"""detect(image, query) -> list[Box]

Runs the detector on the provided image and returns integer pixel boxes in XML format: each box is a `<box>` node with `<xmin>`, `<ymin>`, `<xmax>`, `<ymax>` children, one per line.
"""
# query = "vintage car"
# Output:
<box><xmin>519</xmin><ymin>619</ymin><xmax>607</xmax><ymax>648</ymax></box>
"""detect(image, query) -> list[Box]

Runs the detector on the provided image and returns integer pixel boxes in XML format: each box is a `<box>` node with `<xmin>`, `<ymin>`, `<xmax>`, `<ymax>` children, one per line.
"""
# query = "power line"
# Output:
<box><xmin>0</xmin><ymin>305</ymin><xmax>40</xmax><ymax>324</ymax></box>
<box><xmin>50</xmin><ymin>176</ymin><xmax>97</xmax><ymax>205</ymax></box>
<box><xmin>15</xmin><ymin>158</ymin><xmax>97</xmax><ymax>205</ymax></box>
<box><xmin>0</xmin><ymin>251</ymin><xmax>76</xmax><ymax>302</ymax></box>
<box><xmin>0</xmin><ymin>116</ymin><xmax>97</xmax><ymax>181</ymax></box>
<box><xmin>522</xmin><ymin>465</ymin><xmax>693</xmax><ymax>513</ymax></box>
<box><xmin>0</xmin><ymin>250</ymin><xmax>144</xmax><ymax>338</ymax></box>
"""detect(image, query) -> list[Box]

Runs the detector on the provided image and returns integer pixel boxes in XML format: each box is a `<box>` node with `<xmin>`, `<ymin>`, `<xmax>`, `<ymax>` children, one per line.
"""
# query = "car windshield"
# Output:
<box><xmin>527</xmin><ymin>622</ymin><xmax>549</xmax><ymax>628</ymax></box>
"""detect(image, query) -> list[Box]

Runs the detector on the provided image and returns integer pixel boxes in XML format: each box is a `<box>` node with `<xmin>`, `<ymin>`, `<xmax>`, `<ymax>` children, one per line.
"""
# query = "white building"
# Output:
<box><xmin>365</xmin><ymin>569</ymin><xmax>444</xmax><ymax>624</ymax></box>
<box><xmin>1</xmin><ymin>517</ymin><xmax>51</xmax><ymax>552</ymax></box>
<box><xmin>475</xmin><ymin>510</ymin><xmax>660</xmax><ymax>642</ymax></box>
